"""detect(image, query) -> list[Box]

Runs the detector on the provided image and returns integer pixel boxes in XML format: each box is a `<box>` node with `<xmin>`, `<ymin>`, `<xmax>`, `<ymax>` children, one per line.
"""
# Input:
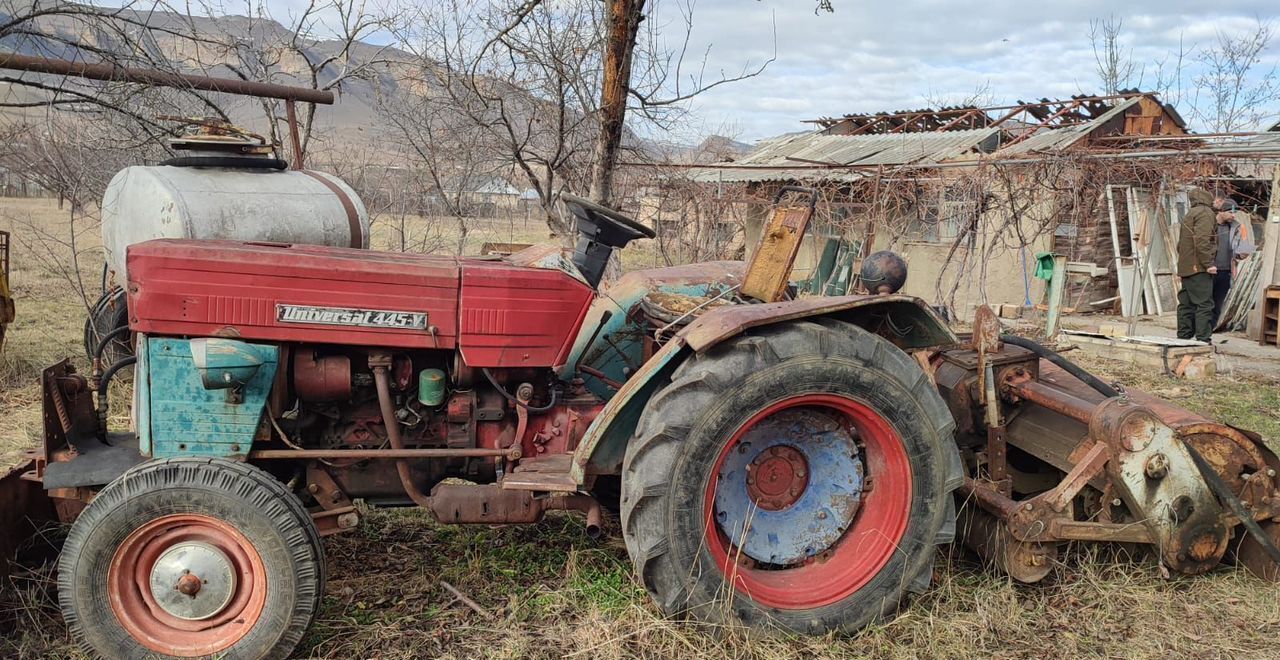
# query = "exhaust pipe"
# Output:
<box><xmin>428</xmin><ymin>483</ymin><xmax>604</xmax><ymax>539</ymax></box>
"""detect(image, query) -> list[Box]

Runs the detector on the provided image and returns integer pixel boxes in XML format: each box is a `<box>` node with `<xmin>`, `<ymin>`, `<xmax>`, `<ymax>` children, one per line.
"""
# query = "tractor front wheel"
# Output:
<box><xmin>621</xmin><ymin>319</ymin><xmax>961</xmax><ymax>634</ymax></box>
<box><xmin>58</xmin><ymin>457</ymin><xmax>324</xmax><ymax>659</ymax></box>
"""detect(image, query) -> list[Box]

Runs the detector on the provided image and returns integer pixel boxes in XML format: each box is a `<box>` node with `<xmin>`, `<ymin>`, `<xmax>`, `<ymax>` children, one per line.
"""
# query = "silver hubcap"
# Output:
<box><xmin>148</xmin><ymin>541</ymin><xmax>237</xmax><ymax>621</ymax></box>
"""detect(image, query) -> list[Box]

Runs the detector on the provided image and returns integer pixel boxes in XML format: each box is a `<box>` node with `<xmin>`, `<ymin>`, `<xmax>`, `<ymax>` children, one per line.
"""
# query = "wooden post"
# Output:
<box><xmin>1045</xmin><ymin>254</ymin><xmax>1069</xmax><ymax>340</ymax></box>
<box><xmin>1249</xmin><ymin>163</ymin><xmax>1280</xmax><ymax>342</ymax></box>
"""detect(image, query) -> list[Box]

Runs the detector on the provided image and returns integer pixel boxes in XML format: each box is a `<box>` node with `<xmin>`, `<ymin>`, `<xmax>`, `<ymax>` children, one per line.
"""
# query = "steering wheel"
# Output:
<box><xmin>561</xmin><ymin>193</ymin><xmax>657</xmax><ymax>240</ymax></box>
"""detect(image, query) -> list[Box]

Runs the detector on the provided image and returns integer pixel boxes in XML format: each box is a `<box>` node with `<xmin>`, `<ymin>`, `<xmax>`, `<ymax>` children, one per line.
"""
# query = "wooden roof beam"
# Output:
<box><xmin>1000</xmin><ymin>99</ymin><xmax>1087</xmax><ymax>148</ymax></box>
<box><xmin>887</xmin><ymin>113</ymin><xmax>919</xmax><ymax>133</ymax></box>
<box><xmin>936</xmin><ymin>108</ymin><xmax>984</xmax><ymax>132</ymax></box>
<box><xmin>843</xmin><ymin>116</ymin><xmax>887</xmax><ymax>136</ymax></box>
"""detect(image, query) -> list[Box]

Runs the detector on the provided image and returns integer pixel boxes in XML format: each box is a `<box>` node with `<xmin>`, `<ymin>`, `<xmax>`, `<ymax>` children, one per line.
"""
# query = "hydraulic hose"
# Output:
<box><xmin>372</xmin><ymin>363</ymin><xmax>433</xmax><ymax>508</ymax></box>
<box><xmin>481</xmin><ymin>367</ymin><xmax>560</xmax><ymax>412</ymax></box>
<box><xmin>97</xmin><ymin>356</ymin><xmax>136</xmax><ymax>399</ymax></box>
<box><xmin>96</xmin><ymin>356</ymin><xmax>136</xmax><ymax>440</ymax></box>
<box><xmin>999</xmin><ymin>334</ymin><xmax>1119</xmax><ymax>398</ymax></box>
<box><xmin>91</xmin><ymin>324</ymin><xmax>131</xmax><ymax>368</ymax></box>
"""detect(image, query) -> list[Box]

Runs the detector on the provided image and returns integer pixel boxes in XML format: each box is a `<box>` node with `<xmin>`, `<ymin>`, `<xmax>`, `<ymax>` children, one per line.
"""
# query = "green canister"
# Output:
<box><xmin>418</xmin><ymin>368</ymin><xmax>447</xmax><ymax>406</ymax></box>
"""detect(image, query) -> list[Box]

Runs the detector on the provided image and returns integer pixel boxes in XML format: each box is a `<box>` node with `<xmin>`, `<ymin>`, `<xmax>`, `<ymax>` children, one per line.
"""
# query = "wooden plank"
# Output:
<box><xmin>1135</xmin><ymin>190</ymin><xmax>1163</xmax><ymax>315</ymax></box>
<box><xmin>1062</xmin><ymin>332</ymin><xmax>1211</xmax><ymax>370</ymax></box>
<box><xmin>1125</xmin><ymin>187</ymin><xmax>1158</xmax><ymax>315</ymax></box>
<box><xmin>741</xmin><ymin>203</ymin><xmax>814</xmax><ymax>302</ymax></box>
<box><xmin>1150</xmin><ymin>190</ymin><xmax>1181</xmax><ymax>304</ymax></box>
<box><xmin>1249</xmin><ymin>164</ymin><xmax>1280</xmax><ymax>341</ymax></box>
<box><xmin>1105</xmin><ymin>186</ymin><xmax>1126</xmax><ymax>310</ymax></box>
<box><xmin>1116</xmin><ymin>257</ymin><xmax>1138</xmax><ymax>316</ymax></box>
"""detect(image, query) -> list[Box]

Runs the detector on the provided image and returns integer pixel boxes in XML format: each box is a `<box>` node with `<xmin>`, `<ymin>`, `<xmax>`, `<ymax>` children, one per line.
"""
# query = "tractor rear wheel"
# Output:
<box><xmin>620</xmin><ymin>319</ymin><xmax>961</xmax><ymax>634</ymax></box>
<box><xmin>58</xmin><ymin>457</ymin><xmax>324</xmax><ymax>659</ymax></box>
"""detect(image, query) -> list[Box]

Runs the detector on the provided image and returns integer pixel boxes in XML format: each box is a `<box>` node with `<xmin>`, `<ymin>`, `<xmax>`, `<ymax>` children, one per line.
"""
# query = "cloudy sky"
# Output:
<box><xmin>647</xmin><ymin>0</ymin><xmax>1280</xmax><ymax>141</ymax></box>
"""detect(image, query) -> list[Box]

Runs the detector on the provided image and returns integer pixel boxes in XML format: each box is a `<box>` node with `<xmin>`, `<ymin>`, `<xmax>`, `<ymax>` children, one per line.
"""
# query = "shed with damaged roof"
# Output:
<box><xmin>682</xmin><ymin>91</ymin><xmax>1280</xmax><ymax>320</ymax></box>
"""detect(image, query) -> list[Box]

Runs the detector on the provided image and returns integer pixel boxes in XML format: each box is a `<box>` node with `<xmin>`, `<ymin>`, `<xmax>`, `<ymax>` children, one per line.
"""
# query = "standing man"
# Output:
<box><xmin>1210</xmin><ymin>198</ymin><xmax>1256</xmax><ymax>328</ymax></box>
<box><xmin>1176</xmin><ymin>188</ymin><xmax>1218</xmax><ymax>343</ymax></box>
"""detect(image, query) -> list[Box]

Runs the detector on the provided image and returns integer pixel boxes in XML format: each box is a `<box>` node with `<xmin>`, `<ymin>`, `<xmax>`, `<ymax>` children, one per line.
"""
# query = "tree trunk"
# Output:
<box><xmin>587</xmin><ymin>0</ymin><xmax>645</xmax><ymax>205</ymax></box>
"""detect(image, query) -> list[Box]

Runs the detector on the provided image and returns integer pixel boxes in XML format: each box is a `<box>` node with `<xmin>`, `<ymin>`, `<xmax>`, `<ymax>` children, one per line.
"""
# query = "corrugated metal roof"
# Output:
<box><xmin>996</xmin><ymin>97</ymin><xmax>1143</xmax><ymax>156</ymax></box>
<box><xmin>1221</xmin><ymin>132</ymin><xmax>1280</xmax><ymax>178</ymax></box>
<box><xmin>692</xmin><ymin>128</ymin><xmax>1000</xmax><ymax>183</ymax></box>
<box><xmin>689</xmin><ymin>96</ymin><xmax>1182</xmax><ymax>184</ymax></box>
<box><xmin>688</xmin><ymin>166</ymin><xmax>869</xmax><ymax>184</ymax></box>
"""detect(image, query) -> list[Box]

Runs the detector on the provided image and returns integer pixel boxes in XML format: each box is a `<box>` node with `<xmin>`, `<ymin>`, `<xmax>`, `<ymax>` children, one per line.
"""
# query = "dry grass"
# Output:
<box><xmin>2</xmin><ymin>196</ymin><xmax>1279</xmax><ymax>659</ymax></box>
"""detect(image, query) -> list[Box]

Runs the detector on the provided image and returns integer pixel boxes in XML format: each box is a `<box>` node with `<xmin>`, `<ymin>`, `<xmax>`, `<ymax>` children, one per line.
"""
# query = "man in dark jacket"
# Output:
<box><xmin>1176</xmin><ymin>188</ymin><xmax>1218</xmax><ymax>343</ymax></box>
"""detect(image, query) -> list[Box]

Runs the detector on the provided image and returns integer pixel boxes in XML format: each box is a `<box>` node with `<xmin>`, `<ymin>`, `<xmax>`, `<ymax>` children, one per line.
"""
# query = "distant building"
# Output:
<box><xmin>686</xmin><ymin>91</ymin><xmax>1278</xmax><ymax>319</ymax></box>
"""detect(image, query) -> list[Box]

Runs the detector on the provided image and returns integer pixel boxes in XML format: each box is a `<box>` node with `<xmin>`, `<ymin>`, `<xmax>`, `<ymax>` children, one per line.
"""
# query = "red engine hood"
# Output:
<box><xmin>127</xmin><ymin>239</ymin><xmax>595</xmax><ymax>369</ymax></box>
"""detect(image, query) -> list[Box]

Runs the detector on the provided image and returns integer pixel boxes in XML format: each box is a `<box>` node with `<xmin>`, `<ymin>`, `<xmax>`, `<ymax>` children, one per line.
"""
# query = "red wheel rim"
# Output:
<box><xmin>703</xmin><ymin>393</ymin><xmax>912</xmax><ymax>609</ymax></box>
<box><xmin>108</xmin><ymin>513</ymin><xmax>267</xmax><ymax>657</ymax></box>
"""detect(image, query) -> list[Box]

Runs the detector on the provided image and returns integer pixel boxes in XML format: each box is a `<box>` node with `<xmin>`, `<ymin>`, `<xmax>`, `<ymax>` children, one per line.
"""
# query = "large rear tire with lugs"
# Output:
<box><xmin>58</xmin><ymin>457</ymin><xmax>324</xmax><ymax>659</ymax></box>
<box><xmin>620</xmin><ymin>318</ymin><xmax>962</xmax><ymax>634</ymax></box>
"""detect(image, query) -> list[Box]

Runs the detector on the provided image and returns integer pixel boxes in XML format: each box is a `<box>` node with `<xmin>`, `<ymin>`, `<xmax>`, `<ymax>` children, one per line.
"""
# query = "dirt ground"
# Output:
<box><xmin>3</xmin><ymin>196</ymin><xmax>1280</xmax><ymax>659</ymax></box>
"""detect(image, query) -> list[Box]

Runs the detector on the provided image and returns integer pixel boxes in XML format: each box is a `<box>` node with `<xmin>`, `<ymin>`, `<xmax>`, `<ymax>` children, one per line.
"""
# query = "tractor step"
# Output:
<box><xmin>502</xmin><ymin>455</ymin><xmax>578</xmax><ymax>492</ymax></box>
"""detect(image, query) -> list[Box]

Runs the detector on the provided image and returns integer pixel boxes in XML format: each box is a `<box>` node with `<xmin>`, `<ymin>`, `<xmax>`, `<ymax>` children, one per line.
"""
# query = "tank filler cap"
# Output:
<box><xmin>159</xmin><ymin>116</ymin><xmax>275</xmax><ymax>157</ymax></box>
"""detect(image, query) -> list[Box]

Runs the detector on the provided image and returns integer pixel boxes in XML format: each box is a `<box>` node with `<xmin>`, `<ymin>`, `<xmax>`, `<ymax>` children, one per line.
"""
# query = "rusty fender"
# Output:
<box><xmin>0</xmin><ymin>458</ymin><xmax>57</xmax><ymax>578</ymax></box>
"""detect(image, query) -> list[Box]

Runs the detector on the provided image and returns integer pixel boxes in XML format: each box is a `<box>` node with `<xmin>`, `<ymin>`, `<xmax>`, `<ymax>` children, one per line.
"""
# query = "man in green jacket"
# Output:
<box><xmin>1176</xmin><ymin>188</ymin><xmax>1219</xmax><ymax>343</ymax></box>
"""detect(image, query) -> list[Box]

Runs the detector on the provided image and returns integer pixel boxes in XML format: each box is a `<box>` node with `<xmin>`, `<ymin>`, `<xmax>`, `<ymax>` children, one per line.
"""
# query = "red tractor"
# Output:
<box><xmin>6</xmin><ymin>192</ymin><xmax>1279</xmax><ymax>659</ymax></box>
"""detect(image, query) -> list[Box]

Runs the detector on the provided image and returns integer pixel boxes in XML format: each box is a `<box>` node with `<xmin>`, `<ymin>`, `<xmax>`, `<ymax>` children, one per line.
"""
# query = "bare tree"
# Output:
<box><xmin>387</xmin><ymin>0</ymin><xmax>603</xmax><ymax>236</ymax></box>
<box><xmin>178</xmin><ymin>0</ymin><xmax>394</xmax><ymax>159</ymax></box>
<box><xmin>0</xmin><ymin>113</ymin><xmax>152</xmax><ymax>309</ymax></box>
<box><xmin>922</xmin><ymin>80</ymin><xmax>996</xmax><ymax>110</ymax></box>
<box><xmin>1089</xmin><ymin>15</ymin><xmax>1142</xmax><ymax>94</ymax></box>
<box><xmin>0</xmin><ymin>1</ymin><xmax>235</xmax><ymax>141</ymax></box>
<box><xmin>587</xmin><ymin>0</ymin><xmax>773</xmax><ymax>205</ymax></box>
<box><xmin>1151</xmin><ymin>31</ymin><xmax>1191</xmax><ymax>110</ymax></box>
<box><xmin>377</xmin><ymin>85</ymin><xmax>506</xmax><ymax>254</ymax></box>
<box><xmin>1192</xmin><ymin>19</ymin><xmax>1280</xmax><ymax>132</ymax></box>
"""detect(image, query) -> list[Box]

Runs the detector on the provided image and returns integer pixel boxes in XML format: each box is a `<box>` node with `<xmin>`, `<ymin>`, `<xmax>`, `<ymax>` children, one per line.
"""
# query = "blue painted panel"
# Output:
<box><xmin>562</xmin><ymin>275</ymin><xmax>730</xmax><ymax>400</ymax></box>
<box><xmin>143</xmin><ymin>337</ymin><xmax>278</xmax><ymax>458</ymax></box>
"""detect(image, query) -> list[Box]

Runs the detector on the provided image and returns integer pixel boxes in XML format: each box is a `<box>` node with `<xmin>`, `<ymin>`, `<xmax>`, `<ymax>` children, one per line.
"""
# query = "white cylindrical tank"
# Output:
<box><xmin>101</xmin><ymin>164</ymin><xmax>370</xmax><ymax>284</ymax></box>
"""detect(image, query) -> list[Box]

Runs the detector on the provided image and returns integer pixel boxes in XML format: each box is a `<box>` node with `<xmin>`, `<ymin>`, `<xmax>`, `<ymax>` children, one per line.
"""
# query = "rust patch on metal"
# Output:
<box><xmin>1238</xmin><ymin>520</ymin><xmax>1280</xmax><ymax>582</ymax></box>
<box><xmin>644</xmin><ymin>291</ymin><xmax>732</xmax><ymax>317</ymax></box>
<box><xmin>679</xmin><ymin>294</ymin><xmax>955</xmax><ymax>352</ymax></box>
<box><xmin>0</xmin><ymin>459</ymin><xmax>56</xmax><ymax>578</ymax></box>
<box><xmin>746</xmin><ymin>445</ymin><xmax>810</xmax><ymax>511</ymax></box>
<box><xmin>428</xmin><ymin>483</ymin><xmax>603</xmax><ymax>537</ymax></box>
<box><xmin>741</xmin><ymin>191</ymin><xmax>815</xmax><ymax>302</ymax></box>
<box><xmin>971</xmin><ymin>304</ymin><xmax>1003</xmax><ymax>354</ymax></box>
<box><xmin>957</xmin><ymin>502</ymin><xmax>1055</xmax><ymax>583</ymax></box>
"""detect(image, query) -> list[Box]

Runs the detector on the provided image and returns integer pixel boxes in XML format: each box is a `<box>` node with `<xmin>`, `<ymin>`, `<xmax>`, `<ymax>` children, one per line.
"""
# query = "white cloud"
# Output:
<box><xmin>649</xmin><ymin>0</ymin><xmax>1280</xmax><ymax>140</ymax></box>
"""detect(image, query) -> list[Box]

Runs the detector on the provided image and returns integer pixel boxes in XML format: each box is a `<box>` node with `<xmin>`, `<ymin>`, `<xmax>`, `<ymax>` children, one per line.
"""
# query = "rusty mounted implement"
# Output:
<box><xmin>1</xmin><ymin>181</ymin><xmax>1278</xmax><ymax>659</ymax></box>
<box><xmin>942</xmin><ymin>306</ymin><xmax>1280</xmax><ymax>582</ymax></box>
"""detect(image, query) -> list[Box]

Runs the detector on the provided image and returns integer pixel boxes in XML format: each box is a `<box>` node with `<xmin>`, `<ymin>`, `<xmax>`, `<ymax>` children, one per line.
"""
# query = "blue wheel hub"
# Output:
<box><xmin>713</xmin><ymin>408</ymin><xmax>864</xmax><ymax>565</ymax></box>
